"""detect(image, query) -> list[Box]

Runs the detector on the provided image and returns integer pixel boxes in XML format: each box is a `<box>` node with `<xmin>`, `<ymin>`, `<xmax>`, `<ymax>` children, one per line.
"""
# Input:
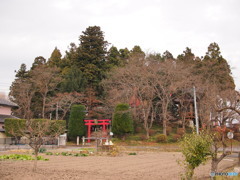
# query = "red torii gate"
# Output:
<box><xmin>84</xmin><ymin>119</ymin><xmax>111</xmax><ymax>143</ymax></box>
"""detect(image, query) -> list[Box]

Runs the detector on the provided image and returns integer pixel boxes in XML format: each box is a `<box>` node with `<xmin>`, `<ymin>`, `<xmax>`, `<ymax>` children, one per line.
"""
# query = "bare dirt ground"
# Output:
<box><xmin>0</xmin><ymin>150</ymin><xmax>237</xmax><ymax>180</ymax></box>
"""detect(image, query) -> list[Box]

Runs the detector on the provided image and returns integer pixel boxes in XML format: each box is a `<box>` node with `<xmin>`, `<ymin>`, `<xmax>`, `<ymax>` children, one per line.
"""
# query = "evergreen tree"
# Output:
<box><xmin>130</xmin><ymin>45</ymin><xmax>145</xmax><ymax>57</ymax></box>
<box><xmin>77</xmin><ymin>26</ymin><xmax>109</xmax><ymax>88</ymax></box>
<box><xmin>31</xmin><ymin>56</ymin><xmax>46</xmax><ymax>70</ymax></box>
<box><xmin>177</xmin><ymin>47</ymin><xmax>195</xmax><ymax>63</ymax></box>
<box><xmin>107</xmin><ymin>46</ymin><xmax>123</xmax><ymax>67</ymax></box>
<box><xmin>61</xmin><ymin>43</ymin><xmax>78</xmax><ymax>69</ymax></box>
<box><xmin>205</xmin><ymin>42</ymin><xmax>221</xmax><ymax>59</ymax></box>
<box><xmin>15</xmin><ymin>63</ymin><xmax>29</xmax><ymax>79</ymax></box>
<box><xmin>10</xmin><ymin>64</ymin><xmax>34</xmax><ymax>119</ymax></box>
<box><xmin>147</xmin><ymin>53</ymin><xmax>164</xmax><ymax>62</ymax></box>
<box><xmin>61</xmin><ymin>66</ymin><xmax>86</xmax><ymax>93</ymax></box>
<box><xmin>119</xmin><ymin>48</ymin><xmax>130</xmax><ymax>60</ymax></box>
<box><xmin>48</xmin><ymin>47</ymin><xmax>62</xmax><ymax>67</ymax></box>
<box><xmin>162</xmin><ymin>50</ymin><xmax>174</xmax><ymax>60</ymax></box>
<box><xmin>68</xmin><ymin>105</ymin><xmax>86</xmax><ymax>140</ymax></box>
<box><xmin>202</xmin><ymin>42</ymin><xmax>235</xmax><ymax>91</ymax></box>
<box><xmin>112</xmin><ymin>103</ymin><xmax>133</xmax><ymax>138</ymax></box>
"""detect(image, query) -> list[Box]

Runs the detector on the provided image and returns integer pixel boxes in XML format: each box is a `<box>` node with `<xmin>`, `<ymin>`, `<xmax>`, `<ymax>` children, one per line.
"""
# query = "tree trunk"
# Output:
<box><xmin>162</xmin><ymin>102</ymin><xmax>168</xmax><ymax>136</ymax></box>
<box><xmin>33</xmin><ymin>150</ymin><xmax>38</xmax><ymax>172</ymax></box>
<box><xmin>210</xmin><ymin>159</ymin><xmax>218</xmax><ymax>180</ymax></box>
<box><xmin>163</xmin><ymin>119</ymin><xmax>167</xmax><ymax>136</ymax></box>
<box><xmin>42</xmin><ymin>96</ymin><xmax>46</xmax><ymax>118</ymax></box>
<box><xmin>182</xmin><ymin>117</ymin><xmax>186</xmax><ymax>131</ymax></box>
<box><xmin>146</xmin><ymin>129</ymin><xmax>149</xmax><ymax>139</ymax></box>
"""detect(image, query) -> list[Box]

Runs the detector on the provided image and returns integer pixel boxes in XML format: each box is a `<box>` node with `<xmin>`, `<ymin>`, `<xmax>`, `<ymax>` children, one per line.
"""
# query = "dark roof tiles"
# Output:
<box><xmin>0</xmin><ymin>114</ymin><xmax>18</xmax><ymax>123</ymax></box>
<box><xmin>0</xmin><ymin>98</ymin><xmax>18</xmax><ymax>107</ymax></box>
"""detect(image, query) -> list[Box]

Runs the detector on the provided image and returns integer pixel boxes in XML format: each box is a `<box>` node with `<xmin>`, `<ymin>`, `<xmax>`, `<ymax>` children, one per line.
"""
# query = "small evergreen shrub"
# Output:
<box><xmin>155</xmin><ymin>134</ymin><xmax>167</xmax><ymax>143</ymax></box>
<box><xmin>68</xmin><ymin>105</ymin><xmax>86</xmax><ymax>141</ymax></box>
<box><xmin>112</xmin><ymin>104</ymin><xmax>133</xmax><ymax>137</ymax></box>
<box><xmin>39</xmin><ymin>148</ymin><xmax>46</xmax><ymax>153</ymax></box>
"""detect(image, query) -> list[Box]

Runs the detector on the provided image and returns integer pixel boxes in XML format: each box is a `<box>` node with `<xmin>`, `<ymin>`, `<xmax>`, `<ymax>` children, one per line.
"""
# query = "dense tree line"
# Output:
<box><xmin>10</xmin><ymin>25</ymin><xmax>236</xmax><ymax>138</ymax></box>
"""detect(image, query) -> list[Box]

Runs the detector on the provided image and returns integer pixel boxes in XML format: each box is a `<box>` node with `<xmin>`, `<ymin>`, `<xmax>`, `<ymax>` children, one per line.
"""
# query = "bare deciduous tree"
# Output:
<box><xmin>7</xmin><ymin>119</ymin><xmax>65</xmax><ymax>171</ymax></box>
<box><xmin>10</xmin><ymin>79</ymin><xmax>35</xmax><ymax>120</ymax></box>
<box><xmin>30</xmin><ymin>65</ymin><xmax>62</xmax><ymax>118</ymax></box>
<box><xmin>149</xmin><ymin>60</ymin><xmax>192</xmax><ymax>135</ymax></box>
<box><xmin>103</xmin><ymin>55</ymin><xmax>156</xmax><ymax>138</ymax></box>
<box><xmin>197</xmin><ymin>84</ymin><xmax>239</xmax><ymax>173</ymax></box>
<box><xmin>103</xmin><ymin>55</ymin><xmax>193</xmax><ymax>137</ymax></box>
<box><xmin>47</xmin><ymin>92</ymin><xmax>85</xmax><ymax>120</ymax></box>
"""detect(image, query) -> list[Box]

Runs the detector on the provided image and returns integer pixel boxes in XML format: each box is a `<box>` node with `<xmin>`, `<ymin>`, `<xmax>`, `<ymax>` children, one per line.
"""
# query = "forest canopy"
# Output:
<box><xmin>10</xmin><ymin>25</ymin><xmax>236</xmax><ymax>137</ymax></box>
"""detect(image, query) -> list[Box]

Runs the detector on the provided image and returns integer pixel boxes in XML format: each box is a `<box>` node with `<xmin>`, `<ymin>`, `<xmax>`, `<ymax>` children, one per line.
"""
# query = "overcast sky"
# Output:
<box><xmin>0</xmin><ymin>0</ymin><xmax>240</xmax><ymax>95</ymax></box>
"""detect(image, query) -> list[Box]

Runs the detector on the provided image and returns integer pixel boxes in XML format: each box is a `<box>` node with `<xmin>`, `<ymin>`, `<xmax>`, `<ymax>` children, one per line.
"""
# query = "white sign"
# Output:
<box><xmin>227</xmin><ymin>132</ymin><xmax>234</xmax><ymax>139</ymax></box>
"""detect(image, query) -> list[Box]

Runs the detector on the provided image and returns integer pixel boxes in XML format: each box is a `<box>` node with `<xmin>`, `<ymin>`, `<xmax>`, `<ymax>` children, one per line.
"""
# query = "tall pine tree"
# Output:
<box><xmin>77</xmin><ymin>26</ymin><xmax>109</xmax><ymax>89</ymax></box>
<box><xmin>48</xmin><ymin>47</ymin><xmax>62</xmax><ymax>67</ymax></box>
<box><xmin>202</xmin><ymin>42</ymin><xmax>235</xmax><ymax>91</ymax></box>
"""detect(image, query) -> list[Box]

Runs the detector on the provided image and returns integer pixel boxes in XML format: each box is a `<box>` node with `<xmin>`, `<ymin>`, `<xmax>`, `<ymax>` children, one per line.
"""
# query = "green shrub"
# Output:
<box><xmin>5</xmin><ymin>119</ymin><xmax>65</xmax><ymax>137</ymax></box>
<box><xmin>68</xmin><ymin>105</ymin><xmax>86</xmax><ymax>141</ymax></box>
<box><xmin>49</xmin><ymin>120</ymin><xmax>66</xmax><ymax>134</ymax></box>
<box><xmin>4</xmin><ymin>119</ymin><xmax>26</xmax><ymax>137</ymax></box>
<box><xmin>180</xmin><ymin>131</ymin><xmax>213</xmax><ymax>179</ymax></box>
<box><xmin>39</xmin><ymin>148</ymin><xmax>46</xmax><ymax>153</ymax></box>
<box><xmin>155</xmin><ymin>134</ymin><xmax>167</xmax><ymax>143</ymax></box>
<box><xmin>112</xmin><ymin>104</ymin><xmax>133</xmax><ymax>137</ymax></box>
<box><xmin>128</xmin><ymin>152</ymin><xmax>137</xmax><ymax>155</ymax></box>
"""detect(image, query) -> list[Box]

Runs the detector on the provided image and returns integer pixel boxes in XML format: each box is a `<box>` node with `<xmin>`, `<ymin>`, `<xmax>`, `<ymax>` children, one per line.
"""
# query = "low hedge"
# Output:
<box><xmin>4</xmin><ymin>118</ymin><xmax>66</xmax><ymax>137</ymax></box>
<box><xmin>4</xmin><ymin>119</ymin><xmax>26</xmax><ymax>137</ymax></box>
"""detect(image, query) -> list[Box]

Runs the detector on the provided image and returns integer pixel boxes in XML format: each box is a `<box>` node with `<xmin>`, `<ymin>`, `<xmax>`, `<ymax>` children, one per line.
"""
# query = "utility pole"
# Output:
<box><xmin>193</xmin><ymin>86</ymin><xmax>199</xmax><ymax>134</ymax></box>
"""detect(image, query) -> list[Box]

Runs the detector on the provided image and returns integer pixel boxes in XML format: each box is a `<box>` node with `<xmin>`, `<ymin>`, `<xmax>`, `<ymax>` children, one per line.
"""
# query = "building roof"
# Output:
<box><xmin>0</xmin><ymin>98</ymin><xmax>18</xmax><ymax>107</ymax></box>
<box><xmin>0</xmin><ymin>114</ymin><xmax>18</xmax><ymax>123</ymax></box>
